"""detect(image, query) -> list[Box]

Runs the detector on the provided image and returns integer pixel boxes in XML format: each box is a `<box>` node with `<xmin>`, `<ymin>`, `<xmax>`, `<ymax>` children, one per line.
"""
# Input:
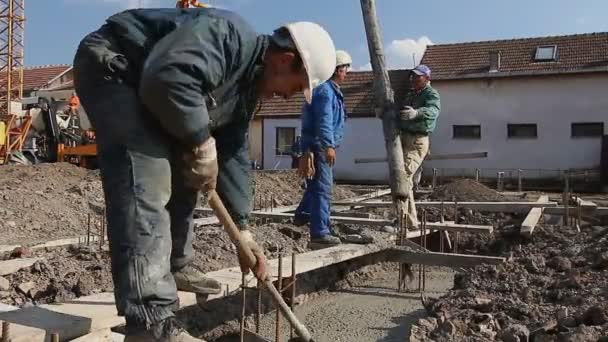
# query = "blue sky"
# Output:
<box><xmin>27</xmin><ymin>0</ymin><xmax>608</xmax><ymax>68</ymax></box>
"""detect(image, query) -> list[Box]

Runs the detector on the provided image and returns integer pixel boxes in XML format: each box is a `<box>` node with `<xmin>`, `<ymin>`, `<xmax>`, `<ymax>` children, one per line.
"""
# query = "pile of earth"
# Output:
<box><xmin>429</xmin><ymin>179</ymin><xmax>506</xmax><ymax>202</ymax></box>
<box><xmin>410</xmin><ymin>224</ymin><xmax>608</xmax><ymax>342</ymax></box>
<box><xmin>0</xmin><ymin>163</ymin><xmax>104</xmax><ymax>245</ymax></box>
<box><xmin>250</xmin><ymin>170</ymin><xmax>356</xmax><ymax>208</ymax></box>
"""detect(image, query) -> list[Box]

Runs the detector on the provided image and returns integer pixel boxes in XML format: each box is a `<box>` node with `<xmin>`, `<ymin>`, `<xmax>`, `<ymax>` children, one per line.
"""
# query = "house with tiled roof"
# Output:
<box><xmin>0</xmin><ymin>64</ymin><xmax>73</xmax><ymax>98</ymax></box>
<box><xmin>418</xmin><ymin>32</ymin><xmax>608</xmax><ymax>182</ymax></box>
<box><xmin>255</xmin><ymin>31</ymin><xmax>608</xmax><ymax>184</ymax></box>
<box><xmin>251</xmin><ymin>69</ymin><xmax>412</xmax><ymax>181</ymax></box>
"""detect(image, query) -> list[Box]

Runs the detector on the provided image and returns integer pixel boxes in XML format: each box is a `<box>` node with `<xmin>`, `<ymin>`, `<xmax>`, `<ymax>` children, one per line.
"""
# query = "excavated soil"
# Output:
<box><xmin>0</xmin><ymin>163</ymin><xmax>104</xmax><ymax>245</ymax></box>
<box><xmin>0</xmin><ymin>163</ymin><xmax>364</xmax><ymax>308</ymax></box>
<box><xmin>410</xmin><ymin>224</ymin><xmax>608</xmax><ymax>342</ymax></box>
<box><xmin>429</xmin><ymin>179</ymin><xmax>506</xmax><ymax>202</ymax></box>
<box><xmin>0</xmin><ymin>165</ymin><xmax>356</xmax><ymax>246</ymax></box>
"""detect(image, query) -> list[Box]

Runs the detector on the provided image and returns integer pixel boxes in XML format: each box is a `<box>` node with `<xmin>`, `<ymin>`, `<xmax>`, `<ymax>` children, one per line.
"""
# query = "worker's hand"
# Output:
<box><xmin>238</xmin><ymin>230</ymin><xmax>268</xmax><ymax>280</ymax></box>
<box><xmin>325</xmin><ymin>147</ymin><xmax>336</xmax><ymax>166</ymax></box>
<box><xmin>183</xmin><ymin>137</ymin><xmax>218</xmax><ymax>192</ymax></box>
<box><xmin>399</xmin><ymin>106</ymin><xmax>419</xmax><ymax>121</ymax></box>
<box><xmin>297</xmin><ymin>152</ymin><xmax>315</xmax><ymax>179</ymax></box>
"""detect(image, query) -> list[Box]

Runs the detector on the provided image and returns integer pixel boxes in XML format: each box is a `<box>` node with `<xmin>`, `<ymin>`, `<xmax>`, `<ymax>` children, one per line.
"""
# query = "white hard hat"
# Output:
<box><xmin>335</xmin><ymin>50</ymin><xmax>352</xmax><ymax>67</ymax></box>
<box><xmin>280</xmin><ymin>22</ymin><xmax>336</xmax><ymax>104</ymax></box>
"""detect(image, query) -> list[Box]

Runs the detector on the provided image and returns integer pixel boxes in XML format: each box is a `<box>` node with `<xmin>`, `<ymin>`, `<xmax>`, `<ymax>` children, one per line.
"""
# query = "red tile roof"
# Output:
<box><xmin>421</xmin><ymin>32</ymin><xmax>608</xmax><ymax>80</ymax></box>
<box><xmin>257</xmin><ymin>69</ymin><xmax>412</xmax><ymax>118</ymax></box>
<box><xmin>0</xmin><ymin>64</ymin><xmax>71</xmax><ymax>92</ymax></box>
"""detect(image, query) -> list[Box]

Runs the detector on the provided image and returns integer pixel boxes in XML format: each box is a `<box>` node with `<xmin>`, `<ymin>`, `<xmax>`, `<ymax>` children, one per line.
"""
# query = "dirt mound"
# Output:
<box><xmin>411</xmin><ymin>225</ymin><xmax>608</xmax><ymax>342</ymax></box>
<box><xmin>251</xmin><ymin>170</ymin><xmax>356</xmax><ymax>208</ymax></box>
<box><xmin>429</xmin><ymin>179</ymin><xmax>505</xmax><ymax>202</ymax></box>
<box><xmin>0</xmin><ymin>163</ymin><xmax>104</xmax><ymax>245</ymax></box>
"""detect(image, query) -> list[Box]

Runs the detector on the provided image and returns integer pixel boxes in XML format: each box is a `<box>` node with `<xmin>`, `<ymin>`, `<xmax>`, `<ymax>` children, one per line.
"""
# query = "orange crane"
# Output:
<box><xmin>0</xmin><ymin>0</ymin><xmax>29</xmax><ymax>165</ymax></box>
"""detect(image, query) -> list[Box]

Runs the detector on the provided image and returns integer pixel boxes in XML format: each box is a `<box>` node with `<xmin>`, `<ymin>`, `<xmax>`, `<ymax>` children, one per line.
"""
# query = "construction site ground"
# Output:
<box><xmin>1</xmin><ymin>163</ymin><xmax>608</xmax><ymax>341</ymax></box>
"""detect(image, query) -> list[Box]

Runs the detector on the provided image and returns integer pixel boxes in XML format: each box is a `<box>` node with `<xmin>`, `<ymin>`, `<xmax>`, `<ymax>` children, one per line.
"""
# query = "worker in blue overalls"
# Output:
<box><xmin>293</xmin><ymin>50</ymin><xmax>352</xmax><ymax>249</ymax></box>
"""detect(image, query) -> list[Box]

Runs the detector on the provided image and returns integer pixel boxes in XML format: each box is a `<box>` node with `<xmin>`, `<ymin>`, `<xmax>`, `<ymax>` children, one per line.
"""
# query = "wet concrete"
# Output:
<box><xmin>220</xmin><ymin>266</ymin><xmax>454</xmax><ymax>342</ymax></box>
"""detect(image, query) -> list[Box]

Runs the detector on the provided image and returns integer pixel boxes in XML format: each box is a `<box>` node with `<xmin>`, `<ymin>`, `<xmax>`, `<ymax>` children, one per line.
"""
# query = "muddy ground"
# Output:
<box><xmin>410</xmin><ymin>225</ymin><xmax>608</xmax><ymax>341</ymax></box>
<box><xmin>2</xmin><ymin>166</ymin><xmax>608</xmax><ymax>342</ymax></box>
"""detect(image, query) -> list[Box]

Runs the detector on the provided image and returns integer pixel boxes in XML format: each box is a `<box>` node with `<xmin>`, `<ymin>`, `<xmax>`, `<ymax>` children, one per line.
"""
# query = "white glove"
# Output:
<box><xmin>399</xmin><ymin>106</ymin><xmax>419</xmax><ymax>121</ymax></box>
<box><xmin>183</xmin><ymin>137</ymin><xmax>218</xmax><ymax>192</ymax></box>
<box><xmin>237</xmin><ymin>230</ymin><xmax>267</xmax><ymax>280</ymax></box>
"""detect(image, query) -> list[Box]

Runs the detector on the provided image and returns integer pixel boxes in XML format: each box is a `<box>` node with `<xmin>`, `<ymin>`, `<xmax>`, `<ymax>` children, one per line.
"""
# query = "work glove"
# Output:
<box><xmin>297</xmin><ymin>152</ymin><xmax>315</xmax><ymax>179</ymax></box>
<box><xmin>325</xmin><ymin>147</ymin><xmax>336</xmax><ymax>166</ymax></box>
<box><xmin>237</xmin><ymin>230</ymin><xmax>268</xmax><ymax>280</ymax></box>
<box><xmin>399</xmin><ymin>106</ymin><xmax>420</xmax><ymax>121</ymax></box>
<box><xmin>183</xmin><ymin>137</ymin><xmax>218</xmax><ymax>192</ymax></box>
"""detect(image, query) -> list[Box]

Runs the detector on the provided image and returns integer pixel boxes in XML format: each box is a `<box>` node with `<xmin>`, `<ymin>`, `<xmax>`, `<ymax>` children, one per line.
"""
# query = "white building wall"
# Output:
<box><xmin>262</xmin><ymin>118</ymin><xmax>301</xmax><ymax>170</ymax></box>
<box><xmin>424</xmin><ymin>74</ymin><xmax>608</xmax><ymax>178</ymax></box>
<box><xmin>263</xmin><ymin>73</ymin><xmax>608</xmax><ymax>182</ymax></box>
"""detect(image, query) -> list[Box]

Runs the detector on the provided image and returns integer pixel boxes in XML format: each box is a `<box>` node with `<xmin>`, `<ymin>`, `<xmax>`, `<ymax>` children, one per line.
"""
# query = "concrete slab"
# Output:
<box><xmin>0</xmin><ymin>306</ymin><xmax>90</xmax><ymax>342</ymax></box>
<box><xmin>0</xmin><ymin>257</ymin><xmax>43</xmax><ymax>276</ymax></box>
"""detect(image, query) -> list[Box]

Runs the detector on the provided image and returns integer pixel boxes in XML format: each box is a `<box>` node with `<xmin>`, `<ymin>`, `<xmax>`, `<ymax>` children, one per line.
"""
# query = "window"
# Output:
<box><xmin>571</xmin><ymin>122</ymin><xmax>604</xmax><ymax>137</ymax></box>
<box><xmin>534</xmin><ymin>45</ymin><xmax>557</xmax><ymax>61</ymax></box>
<box><xmin>453</xmin><ymin>125</ymin><xmax>481</xmax><ymax>139</ymax></box>
<box><xmin>508</xmin><ymin>124</ymin><xmax>538</xmax><ymax>138</ymax></box>
<box><xmin>275</xmin><ymin>127</ymin><xmax>296</xmax><ymax>155</ymax></box>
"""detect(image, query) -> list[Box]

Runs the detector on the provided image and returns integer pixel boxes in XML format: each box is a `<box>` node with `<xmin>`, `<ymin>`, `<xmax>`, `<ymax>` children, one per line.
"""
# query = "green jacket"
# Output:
<box><xmin>399</xmin><ymin>83</ymin><xmax>441</xmax><ymax>134</ymax></box>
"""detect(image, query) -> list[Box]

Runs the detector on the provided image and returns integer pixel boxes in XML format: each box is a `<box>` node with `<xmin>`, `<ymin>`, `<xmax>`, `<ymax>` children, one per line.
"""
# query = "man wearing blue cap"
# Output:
<box><xmin>398</xmin><ymin>64</ymin><xmax>441</xmax><ymax>229</ymax></box>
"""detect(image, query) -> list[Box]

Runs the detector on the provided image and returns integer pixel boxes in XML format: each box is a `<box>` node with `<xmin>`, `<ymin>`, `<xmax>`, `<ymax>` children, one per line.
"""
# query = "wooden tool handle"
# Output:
<box><xmin>208</xmin><ymin>190</ymin><xmax>314</xmax><ymax>341</ymax></box>
<box><xmin>208</xmin><ymin>191</ymin><xmax>257</xmax><ymax>268</ymax></box>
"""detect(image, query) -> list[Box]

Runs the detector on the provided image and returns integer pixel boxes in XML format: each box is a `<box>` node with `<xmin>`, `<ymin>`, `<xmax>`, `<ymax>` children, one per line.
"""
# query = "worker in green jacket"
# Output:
<box><xmin>73</xmin><ymin>7</ymin><xmax>337</xmax><ymax>341</ymax></box>
<box><xmin>398</xmin><ymin>64</ymin><xmax>441</xmax><ymax>229</ymax></box>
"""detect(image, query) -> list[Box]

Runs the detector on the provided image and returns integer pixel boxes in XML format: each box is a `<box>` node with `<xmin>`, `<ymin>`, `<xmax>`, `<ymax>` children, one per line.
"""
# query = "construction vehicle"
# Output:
<box><xmin>20</xmin><ymin>91</ymin><xmax>98</xmax><ymax>168</ymax></box>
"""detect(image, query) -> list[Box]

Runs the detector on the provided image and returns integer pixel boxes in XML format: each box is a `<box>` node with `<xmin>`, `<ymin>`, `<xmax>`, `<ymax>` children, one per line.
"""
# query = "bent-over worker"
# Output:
<box><xmin>73</xmin><ymin>7</ymin><xmax>336</xmax><ymax>341</ymax></box>
<box><xmin>293</xmin><ymin>50</ymin><xmax>352</xmax><ymax>248</ymax></box>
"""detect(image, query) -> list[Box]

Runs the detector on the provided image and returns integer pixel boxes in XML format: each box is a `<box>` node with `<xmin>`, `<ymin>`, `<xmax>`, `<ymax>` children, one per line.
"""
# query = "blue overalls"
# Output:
<box><xmin>294</xmin><ymin>80</ymin><xmax>345</xmax><ymax>238</ymax></box>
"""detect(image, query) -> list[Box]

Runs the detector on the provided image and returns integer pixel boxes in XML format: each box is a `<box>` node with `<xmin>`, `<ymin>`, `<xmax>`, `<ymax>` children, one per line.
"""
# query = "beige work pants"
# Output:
<box><xmin>401</xmin><ymin>133</ymin><xmax>429</xmax><ymax>229</ymax></box>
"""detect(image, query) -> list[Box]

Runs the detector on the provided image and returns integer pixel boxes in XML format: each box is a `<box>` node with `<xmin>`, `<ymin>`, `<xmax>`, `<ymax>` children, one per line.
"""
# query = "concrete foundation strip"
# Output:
<box><xmin>0</xmin><ymin>241</ymin><xmax>415</xmax><ymax>341</ymax></box>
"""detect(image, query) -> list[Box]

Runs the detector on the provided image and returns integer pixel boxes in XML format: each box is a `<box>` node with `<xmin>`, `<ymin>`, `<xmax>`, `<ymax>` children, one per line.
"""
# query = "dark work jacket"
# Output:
<box><xmin>81</xmin><ymin>7</ymin><xmax>268</xmax><ymax>147</ymax></box>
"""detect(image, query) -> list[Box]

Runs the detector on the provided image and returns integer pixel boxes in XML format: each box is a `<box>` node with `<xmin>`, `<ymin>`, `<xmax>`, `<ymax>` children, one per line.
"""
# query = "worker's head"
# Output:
<box><xmin>260</xmin><ymin>22</ymin><xmax>336</xmax><ymax>104</ymax></box>
<box><xmin>411</xmin><ymin>64</ymin><xmax>431</xmax><ymax>90</ymax></box>
<box><xmin>332</xmin><ymin>50</ymin><xmax>352</xmax><ymax>84</ymax></box>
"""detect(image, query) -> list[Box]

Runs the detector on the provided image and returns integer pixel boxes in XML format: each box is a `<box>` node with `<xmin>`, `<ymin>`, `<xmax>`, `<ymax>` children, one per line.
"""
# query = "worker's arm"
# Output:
<box><xmin>213</xmin><ymin>120</ymin><xmax>252</xmax><ymax>230</ymax></box>
<box><xmin>416</xmin><ymin>90</ymin><xmax>441</xmax><ymax>122</ymax></box>
<box><xmin>311</xmin><ymin>86</ymin><xmax>335</xmax><ymax>150</ymax></box>
<box><xmin>139</xmin><ymin>19</ymin><xmax>229</xmax><ymax>147</ymax></box>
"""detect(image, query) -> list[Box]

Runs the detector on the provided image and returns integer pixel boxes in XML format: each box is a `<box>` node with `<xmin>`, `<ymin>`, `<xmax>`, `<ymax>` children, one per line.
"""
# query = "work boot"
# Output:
<box><xmin>292</xmin><ymin>213</ymin><xmax>309</xmax><ymax>227</ymax></box>
<box><xmin>173</xmin><ymin>265</ymin><xmax>222</xmax><ymax>295</ymax></box>
<box><xmin>309</xmin><ymin>235</ymin><xmax>341</xmax><ymax>250</ymax></box>
<box><xmin>124</xmin><ymin>317</ymin><xmax>206</xmax><ymax>342</ymax></box>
